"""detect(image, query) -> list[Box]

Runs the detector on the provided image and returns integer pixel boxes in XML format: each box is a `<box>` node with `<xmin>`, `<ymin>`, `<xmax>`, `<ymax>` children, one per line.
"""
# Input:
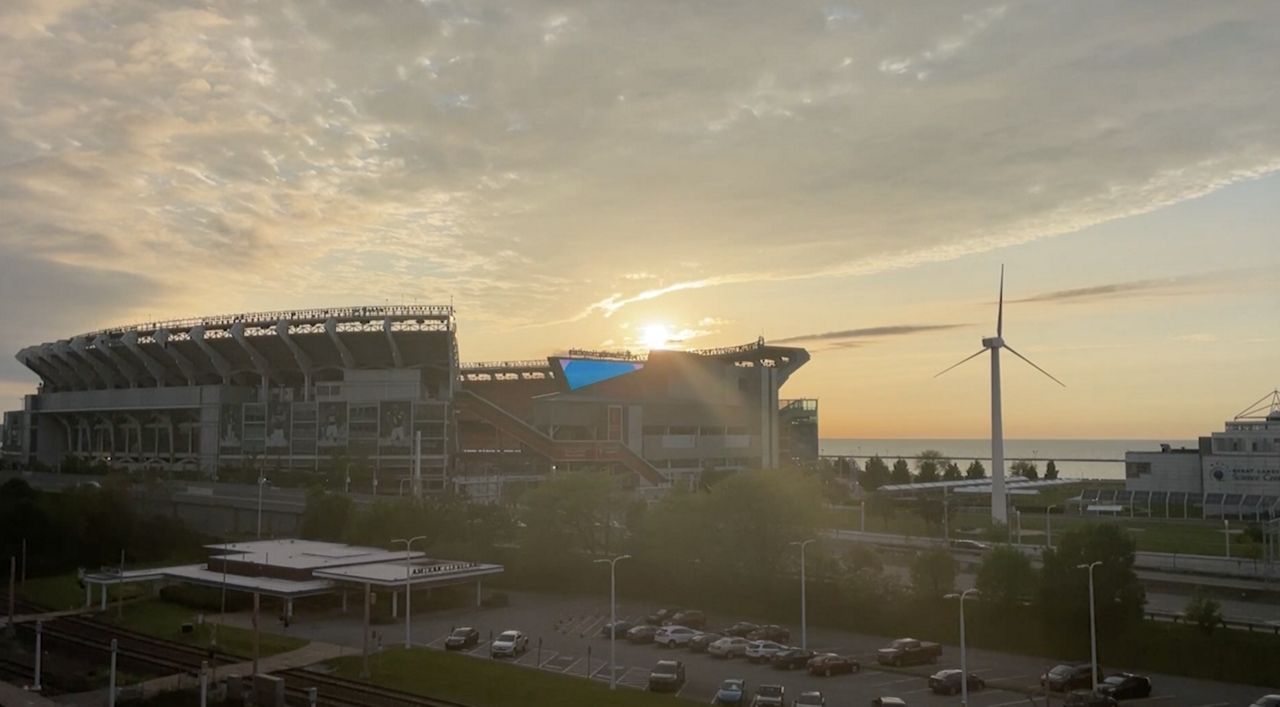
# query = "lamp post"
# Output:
<box><xmin>944</xmin><ymin>589</ymin><xmax>979</xmax><ymax>707</ymax></box>
<box><xmin>256</xmin><ymin>474</ymin><xmax>268</xmax><ymax>539</ymax></box>
<box><xmin>1077</xmin><ymin>561</ymin><xmax>1102</xmax><ymax>691</ymax></box>
<box><xmin>593</xmin><ymin>554</ymin><xmax>631</xmax><ymax>690</ymax></box>
<box><xmin>790</xmin><ymin>539</ymin><xmax>816</xmax><ymax>650</ymax></box>
<box><xmin>1046</xmin><ymin>505</ymin><xmax>1057</xmax><ymax>547</ymax></box>
<box><xmin>391</xmin><ymin>535</ymin><xmax>426</xmax><ymax>649</ymax></box>
<box><xmin>1224</xmin><ymin>519</ymin><xmax>1231</xmax><ymax>559</ymax></box>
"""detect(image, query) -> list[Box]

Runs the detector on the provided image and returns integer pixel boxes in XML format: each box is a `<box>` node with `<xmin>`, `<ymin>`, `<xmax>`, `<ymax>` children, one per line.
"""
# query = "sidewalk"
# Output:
<box><xmin>1</xmin><ymin>607</ymin><xmax>97</xmax><ymax>629</ymax></box>
<box><xmin>0</xmin><ymin>681</ymin><xmax>60</xmax><ymax>707</ymax></box>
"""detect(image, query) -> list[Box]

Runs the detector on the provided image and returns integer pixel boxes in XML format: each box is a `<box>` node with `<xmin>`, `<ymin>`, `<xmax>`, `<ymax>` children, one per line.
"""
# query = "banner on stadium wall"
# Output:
<box><xmin>317</xmin><ymin>401</ymin><xmax>348</xmax><ymax>447</ymax></box>
<box><xmin>379</xmin><ymin>401</ymin><xmax>411</xmax><ymax>452</ymax></box>
<box><xmin>219</xmin><ymin>404</ymin><xmax>242</xmax><ymax>453</ymax></box>
<box><xmin>265</xmin><ymin>401</ymin><xmax>291</xmax><ymax>450</ymax></box>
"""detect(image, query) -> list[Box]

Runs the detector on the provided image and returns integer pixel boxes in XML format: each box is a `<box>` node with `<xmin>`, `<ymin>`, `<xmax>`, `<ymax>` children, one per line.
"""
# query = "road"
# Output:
<box><xmin>234</xmin><ymin>589</ymin><xmax>1277</xmax><ymax>706</ymax></box>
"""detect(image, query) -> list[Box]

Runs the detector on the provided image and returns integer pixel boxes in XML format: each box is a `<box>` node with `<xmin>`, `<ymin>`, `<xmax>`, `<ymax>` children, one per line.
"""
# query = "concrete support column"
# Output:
<box><xmin>391</xmin><ymin>590</ymin><xmax>398</xmax><ymax>619</ymax></box>
<box><xmin>100</xmin><ymin>584</ymin><xmax>107</xmax><ymax>611</ymax></box>
<box><xmin>341</xmin><ymin>591</ymin><xmax>348</xmax><ymax>614</ymax></box>
<box><xmin>286</xmin><ymin>598</ymin><xmax>293</xmax><ymax>619</ymax></box>
<box><xmin>476</xmin><ymin>579</ymin><xmax>482</xmax><ymax>607</ymax></box>
<box><xmin>85</xmin><ymin>581</ymin><xmax>92</xmax><ymax>608</ymax></box>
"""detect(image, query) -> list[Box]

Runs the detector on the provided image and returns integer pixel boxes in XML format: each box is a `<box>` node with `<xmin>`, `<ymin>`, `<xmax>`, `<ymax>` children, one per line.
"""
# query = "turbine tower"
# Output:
<box><xmin>936</xmin><ymin>267</ymin><xmax>1065</xmax><ymax>525</ymax></box>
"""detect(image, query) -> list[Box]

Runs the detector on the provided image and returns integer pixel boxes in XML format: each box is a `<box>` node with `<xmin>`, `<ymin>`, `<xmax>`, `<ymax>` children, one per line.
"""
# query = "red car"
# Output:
<box><xmin>807</xmin><ymin>653</ymin><xmax>860</xmax><ymax>677</ymax></box>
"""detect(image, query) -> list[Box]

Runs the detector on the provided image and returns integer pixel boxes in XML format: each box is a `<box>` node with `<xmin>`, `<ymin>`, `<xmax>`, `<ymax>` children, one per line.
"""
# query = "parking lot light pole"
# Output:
<box><xmin>594</xmin><ymin>554</ymin><xmax>631</xmax><ymax>690</ymax></box>
<box><xmin>1077</xmin><ymin>561</ymin><xmax>1102</xmax><ymax>691</ymax></box>
<box><xmin>256</xmin><ymin>475</ymin><xmax>268</xmax><ymax>539</ymax></box>
<box><xmin>790</xmin><ymin>539</ymin><xmax>816</xmax><ymax>650</ymax></box>
<box><xmin>391</xmin><ymin>535</ymin><xmax>426</xmax><ymax>649</ymax></box>
<box><xmin>944</xmin><ymin>589</ymin><xmax>979</xmax><ymax>707</ymax></box>
<box><xmin>1224</xmin><ymin>519</ymin><xmax>1231</xmax><ymax>559</ymax></box>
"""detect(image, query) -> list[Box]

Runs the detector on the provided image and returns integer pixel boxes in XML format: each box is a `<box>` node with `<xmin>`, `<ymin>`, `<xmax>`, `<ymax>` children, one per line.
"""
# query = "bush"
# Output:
<box><xmin>1184</xmin><ymin>592</ymin><xmax>1223</xmax><ymax>635</ymax></box>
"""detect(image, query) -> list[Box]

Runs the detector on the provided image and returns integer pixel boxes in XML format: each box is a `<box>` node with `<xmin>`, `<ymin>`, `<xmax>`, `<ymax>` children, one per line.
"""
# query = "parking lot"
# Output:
<box><xmin>267</xmin><ymin>590</ymin><xmax>1272</xmax><ymax>706</ymax></box>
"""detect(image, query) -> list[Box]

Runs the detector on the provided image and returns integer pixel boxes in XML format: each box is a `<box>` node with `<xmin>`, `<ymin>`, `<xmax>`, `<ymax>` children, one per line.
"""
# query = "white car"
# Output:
<box><xmin>709</xmin><ymin>636</ymin><xmax>751</xmax><ymax>658</ymax></box>
<box><xmin>745</xmin><ymin>640</ymin><xmax>787</xmax><ymax>663</ymax></box>
<box><xmin>654</xmin><ymin>625</ymin><xmax>698</xmax><ymax>648</ymax></box>
<box><xmin>490</xmin><ymin>630</ymin><xmax>528</xmax><ymax>658</ymax></box>
<box><xmin>1251</xmin><ymin>697</ymin><xmax>1280</xmax><ymax>707</ymax></box>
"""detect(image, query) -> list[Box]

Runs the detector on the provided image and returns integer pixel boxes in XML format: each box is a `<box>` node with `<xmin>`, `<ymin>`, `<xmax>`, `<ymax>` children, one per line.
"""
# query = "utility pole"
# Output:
<box><xmin>108</xmin><ymin>639</ymin><xmax>118</xmax><ymax>707</ymax></box>
<box><xmin>593</xmin><ymin>554</ymin><xmax>631</xmax><ymax>690</ymax></box>
<box><xmin>117</xmin><ymin>550</ymin><xmax>124</xmax><ymax>619</ymax></box>
<box><xmin>1078</xmin><ymin>561</ymin><xmax>1102</xmax><ymax>692</ymax></box>
<box><xmin>7</xmin><ymin>556</ymin><xmax>14</xmax><ymax>625</ymax></box>
<box><xmin>391</xmin><ymin>535</ymin><xmax>426</xmax><ymax>649</ymax></box>
<box><xmin>33</xmin><ymin>620</ymin><xmax>42</xmax><ymax>692</ymax></box>
<box><xmin>790</xmin><ymin>539</ymin><xmax>815</xmax><ymax>650</ymax></box>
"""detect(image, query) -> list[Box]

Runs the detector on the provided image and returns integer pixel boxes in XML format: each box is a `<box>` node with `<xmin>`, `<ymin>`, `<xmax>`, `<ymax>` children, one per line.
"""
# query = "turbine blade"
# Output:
<box><xmin>1004</xmin><ymin>344</ymin><xmax>1066</xmax><ymax>387</ymax></box>
<box><xmin>997</xmin><ymin>265</ymin><xmax>1005</xmax><ymax>337</ymax></box>
<box><xmin>934</xmin><ymin>349</ymin><xmax>986</xmax><ymax>378</ymax></box>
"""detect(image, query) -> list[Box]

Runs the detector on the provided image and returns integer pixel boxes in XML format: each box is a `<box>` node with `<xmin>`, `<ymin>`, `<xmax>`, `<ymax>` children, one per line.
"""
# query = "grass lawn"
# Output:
<box><xmin>326</xmin><ymin>647</ymin><xmax>704</xmax><ymax>707</ymax></box>
<box><xmin>108</xmin><ymin>599</ymin><xmax>308</xmax><ymax>659</ymax></box>
<box><xmin>19</xmin><ymin>572</ymin><xmax>150</xmax><ymax>611</ymax></box>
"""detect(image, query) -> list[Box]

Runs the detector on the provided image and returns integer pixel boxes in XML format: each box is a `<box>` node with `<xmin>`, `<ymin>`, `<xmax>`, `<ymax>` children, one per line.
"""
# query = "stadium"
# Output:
<box><xmin>1</xmin><ymin>305</ymin><xmax>817</xmax><ymax>497</ymax></box>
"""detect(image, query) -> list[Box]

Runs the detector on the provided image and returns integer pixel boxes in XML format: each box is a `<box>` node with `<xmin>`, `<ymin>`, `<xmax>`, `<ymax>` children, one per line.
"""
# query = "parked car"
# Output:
<box><xmin>928</xmin><ymin>669</ymin><xmax>985</xmax><ymax>695</ymax></box>
<box><xmin>794</xmin><ymin>691</ymin><xmax>825</xmax><ymax>706</ymax></box>
<box><xmin>689</xmin><ymin>632</ymin><xmax>723</xmax><ymax>653</ymax></box>
<box><xmin>808</xmin><ymin>653</ymin><xmax>860</xmax><ymax>676</ymax></box>
<box><xmin>1063</xmin><ymin>691</ymin><xmax>1118</xmax><ymax>707</ymax></box>
<box><xmin>723</xmin><ymin>621</ymin><xmax>760</xmax><ymax>637</ymax></box>
<box><xmin>1041</xmin><ymin>664</ymin><xmax>1095</xmax><ymax>692</ymax></box>
<box><xmin>600</xmin><ymin>620</ymin><xmax>634</xmax><ymax>639</ymax></box>
<box><xmin>709</xmin><ymin>636</ymin><xmax>751</xmax><ymax>658</ymax></box>
<box><xmin>648</xmin><ymin>659</ymin><xmax>686</xmax><ymax>692</ymax></box>
<box><xmin>1251</xmin><ymin>697</ymin><xmax>1280</xmax><ymax>707</ymax></box>
<box><xmin>747</xmin><ymin>625</ymin><xmax>792</xmax><ymax>642</ymax></box>
<box><xmin>444</xmin><ymin>626</ymin><xmax>480</xmax><ymax>650</ymax></box>
<box><xmin>1097</xmin><ymin>673</ymin><xmax>1152</xmax><ymax>700</ymax></box>
<box><xmin>771</xmin><ymin>648</ymin><xmax>817</xmax><ymax>670</ymax></box>
<box><xmin>751</xmin><ymin>684</ymin><xmax>786</xmax><ymax>707</ymax></box>
<box><xmin>746</xmin><ymin>640</ymin><xmax>788</xmax><ymax>663</ymax></box>
<box><xmin>876</xmin><ymin>638</ymin><xmax>942</xmax><ymax>667</ymax></box>
<box><xmin>871</xmin><ymin>699</ymin><xmax>907</xmax><ymax>707</ymax></box>
<box><xmin>646</xmin><ymin>607</ymin><xmax>681</xmax><ymax>625</ymax></box>
<box><xmin>489</xmin><ymin>630</ymin><xmax>528</xmax><ymax>658</ymax></box>
<box><xmin>655</xmin><ymin>625</ymin><xmax>698</xmax><ymax>648</ymax></box>
<box><xmin>627</xmin><ymin>625</ymin><xmax>659</xmax><ymax>644</ymax></box>
<box><xmin>667</xmin><ymin>610</ymin><xmax>707</xmax><ymax>629</ymax></box>
<box><xmin>713</xmin><ymin>678</ymin><xmax>748</xmax><ymax>705</ymax></box>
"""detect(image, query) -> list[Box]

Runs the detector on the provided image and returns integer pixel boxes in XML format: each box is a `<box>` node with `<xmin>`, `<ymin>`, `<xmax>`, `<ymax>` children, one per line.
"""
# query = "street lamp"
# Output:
<box><xmin>1224</xmin><ymin>519</ymin><xmax>1231</xmax><ymax>559</ymax></box>
<box><xmin>944</xmin><ymin>589</ymin><xmax>979</xmax><ymax>707</ymax></box>
<box><xmin>1046</xmin><ymin>505</ymin><xmax>1057</xmax><ymax>548</ymax></box>
<box><xmin>593</xmin><ymin>554</ymin><xmax>631</xmax><ymax>690</ymax></box>
<box><xmin>391</xmin><ymin>535</ymin><xmax>427</xmax><ymax>649</ymax></box>
<box><xmin>790</xmin><ymin>539</ymin><xmax>816</xmax><ymax>650</ymax></box>
<box><xmin>256</xmin><ymin>475</ymin><xmax>268</xmax><ymax>539</ymax></box>
<box><xmin>1077</xmin><ymin>561</ymin><xmax>1102</xmax><ymax>691</ymax></box>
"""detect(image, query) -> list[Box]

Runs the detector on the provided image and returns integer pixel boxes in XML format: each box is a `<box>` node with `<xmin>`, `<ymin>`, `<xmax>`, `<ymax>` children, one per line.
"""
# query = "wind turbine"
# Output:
<box><xmin>936</xmin><ymin>267</ymin><xmax>1065</xmax><ymax>525</ymax></box>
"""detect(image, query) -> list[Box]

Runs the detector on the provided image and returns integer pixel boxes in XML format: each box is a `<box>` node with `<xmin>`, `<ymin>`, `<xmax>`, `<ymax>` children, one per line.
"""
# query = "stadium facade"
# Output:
<box><xmin>1</xmin><ymin>306</ymin><xmax>816</xmax><ymax>496</ymax></box>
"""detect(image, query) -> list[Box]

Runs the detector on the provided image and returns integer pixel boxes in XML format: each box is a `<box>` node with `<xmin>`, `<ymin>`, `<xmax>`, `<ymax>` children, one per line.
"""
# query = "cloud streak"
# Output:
<box><xmin>1010</xmin><ymin>268</ymin><xmax>1271</xmax><ymax>305</ymax></box>
<box><xmin>773</xmin><ymin>324</ymin><xmax>967</xmax><ymax>344</ymax></box>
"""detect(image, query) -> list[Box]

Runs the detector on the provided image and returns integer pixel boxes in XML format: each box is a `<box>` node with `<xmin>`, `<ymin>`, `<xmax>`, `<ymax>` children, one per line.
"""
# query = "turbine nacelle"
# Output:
<box><xmin>982</xmin><ymin>336</ymin><xmax>1004</xmax><ymax>349</ymax></box>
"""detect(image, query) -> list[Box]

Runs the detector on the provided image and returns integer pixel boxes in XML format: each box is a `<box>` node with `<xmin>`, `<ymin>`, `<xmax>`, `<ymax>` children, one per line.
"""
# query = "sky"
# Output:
<box><xmin>0</xmin><ymin>0</ymin><xmax>1277</xmax><ymax>439</ymax></box>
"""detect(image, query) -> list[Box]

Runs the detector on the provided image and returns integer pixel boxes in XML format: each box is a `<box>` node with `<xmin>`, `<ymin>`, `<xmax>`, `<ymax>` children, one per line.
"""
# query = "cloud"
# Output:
<box><xmin>2</xmin><ymin>0</ymin><xmax>1279</xmax><ymax>333</ymax></box>
<box><xmin>773</xmin><ymin>324</ymin><xmax>967</xmax><ymax>344</ymax></box>
<box><xmin>1010</xmin><ymin>268</ymin><xmax>1270</xmax><ymax>305</ymax></box>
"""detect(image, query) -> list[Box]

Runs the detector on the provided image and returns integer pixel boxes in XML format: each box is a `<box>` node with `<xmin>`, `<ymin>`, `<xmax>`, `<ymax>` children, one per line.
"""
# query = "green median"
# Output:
<box><xmin>325</xmin><ymin>646</ymin><xmax>705</xmax><ymax>707</ymax></box>
<box><xmin>108</xmin><ymin>598</ymin><xmax>308</xmax><ymax>659</ymax></box>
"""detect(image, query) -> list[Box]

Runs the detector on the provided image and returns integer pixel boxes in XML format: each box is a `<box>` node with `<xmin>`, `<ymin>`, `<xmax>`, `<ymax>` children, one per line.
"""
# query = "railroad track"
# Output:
<box><xmin>277</xmin><ymin>669</ymin><xmax>472</xmax><ymax>707</ymax></box>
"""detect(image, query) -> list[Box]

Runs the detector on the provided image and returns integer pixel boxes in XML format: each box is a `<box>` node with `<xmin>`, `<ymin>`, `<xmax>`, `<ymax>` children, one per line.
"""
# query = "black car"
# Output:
<box><xmin>807</xmin><ymin>653</ymin><xmax>860</xmax><ymax>676</ymax></box>
<box><xmin>444</xmin><ymin>626</ymin><xmax>480</xmax><ymax>650</ymax></box>
<box><xmin>772</xmin><ymin>648</ymin><xmax>817</xmax><ymax>670</ymax></box>
<box><xmin>648</xmin><ymin>660</ymin><xmax>687</xmax><ymax>692</ymax></box>
<box><xmin>627</xmin><ymin>624</ymin><xmax>659</xmax><ymax>643</ymax></box>
<box><xmin>1042</xmin><ymin>663</ymin><xmax>1094</xmax><ymax>692</ymax></box>
<box><xmin>667</xmin><ymin>609</ymin><xmax>707</xmax><ymax>630</ymax></box>
<box><xmin>1097</xmin><ymin>673</ymin><xmax>1152</xmax><ymax>700</ymax></box>
<box><xmin>600</xmin><ymin>620</ymin><xmax>635</xmax><ymax>639</ymax></box>
<box><xmin>747</xmin><ymin>625</ymin><xmax>791</xmax><ymax>642</ymax></box>
<box><xmin>723</xmin><ymin>621</ymin><xmax>760</xmax><ymax>637</ymax></box>
<box><xmin>689</xmin><ymin>632</ymin><xmax>723</xmax><ymax>653</ymax></box>
<box><xmin>928</xmin><ymin>669</ymin><xmax>985</xmax><ymax>695</ymax></box>
<box><xmin>1064</xmin><ymin>691</ymin><xmax>1118</xmax><ymax>707</ymax></box>
<box><xmin>646</xmin><ymin>608</ymin><xmax>681</xmax><ymax>625</ymax></box>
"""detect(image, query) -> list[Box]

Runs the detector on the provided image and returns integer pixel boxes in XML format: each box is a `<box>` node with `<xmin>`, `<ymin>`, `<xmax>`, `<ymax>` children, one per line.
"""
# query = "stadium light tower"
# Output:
<box><xmin>936</xmin><ymin>267</ymin><xmax>1064</xmax><ymax>525</ymax></box>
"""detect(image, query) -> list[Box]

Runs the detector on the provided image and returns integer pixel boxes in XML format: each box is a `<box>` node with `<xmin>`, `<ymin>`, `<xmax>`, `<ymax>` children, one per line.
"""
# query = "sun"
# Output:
<box><xmin>641</xmin><ymin>323</ymin><xmax>672</xmax><ymax>350</ymax></box>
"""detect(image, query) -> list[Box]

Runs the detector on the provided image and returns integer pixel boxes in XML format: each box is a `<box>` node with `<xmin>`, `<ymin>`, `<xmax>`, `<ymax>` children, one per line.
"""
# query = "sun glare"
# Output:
<box><xmin>641</xmin><ymin>323</ymin><xmax>672</xmax><ymax>350</ymax></box>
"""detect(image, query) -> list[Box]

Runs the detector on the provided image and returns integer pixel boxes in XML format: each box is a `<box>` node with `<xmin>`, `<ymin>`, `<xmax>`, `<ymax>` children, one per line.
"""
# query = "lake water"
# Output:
<box><xmin>818</xmin><ymin>438</ymin><xmax>1197</xmax><ymax>480</ymax></box>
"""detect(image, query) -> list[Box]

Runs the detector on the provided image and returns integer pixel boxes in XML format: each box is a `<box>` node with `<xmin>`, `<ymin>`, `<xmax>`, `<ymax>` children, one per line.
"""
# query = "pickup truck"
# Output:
<box><xmin>876</xmin><ymin>638</ymin><xmax>942</xmax><ymax>667</ymax></box>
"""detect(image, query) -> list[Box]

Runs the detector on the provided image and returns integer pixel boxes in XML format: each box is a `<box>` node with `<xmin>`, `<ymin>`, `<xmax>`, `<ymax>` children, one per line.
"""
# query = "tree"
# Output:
<box><xmin>909</xmin><ymin>548</ymin><xmax>957</xmax><ymax>598</ymax></box>
<box><xmin>890</xmin><ymin>458</ymin><xmax>911</xmax><ymax>485</ymax></box>
<box><xmin>1011</xmin><ymin>460</ymin><xmax>1039</xmax><ymax>480</ymax></box>
<box><xmin>975</xmin><ymin>545</ymin><xmax>1037</xmax><ymax>609</ymax></box>
<box><xmin>1045</xmin><ymin>460</ymin><xmax>1059</xmax><ymax>480</ymax></box>
<box><xmin>965</xmin><ymin>460</ymin><xmax>986</xmax><ymax>480</ymax></box>
<box><xmin>1038</xmin><ymin>524</ymin><xmax>1146</xmax><ymax>642</ymax></box>
<box><xmin>941</xmin><ymin>462</ymin><xmax>963</xmax><ymax>482</ymax></box>
<box><xmin>866</xmin><ymin>492</ymin><xmax>898</xmax><ymax>530</ymax></box>
<box><xmin>915</xmin><ymin>450</ymin><xmax>947</xmax><ymax>483</ymax></box>
<box><xmin>1183</xmin><ymin>592</ymin><xmax>1223</xmax><ymax>635</ymax></box>
<box><xmin>299</xmin><ymin>490</ymin><xmax>355</xmax><ymax>542</ymax></box>
<box><xmin>861</xmin><ymin>456</ymin><xmax>891</xmax><ymax>491</ymax></box>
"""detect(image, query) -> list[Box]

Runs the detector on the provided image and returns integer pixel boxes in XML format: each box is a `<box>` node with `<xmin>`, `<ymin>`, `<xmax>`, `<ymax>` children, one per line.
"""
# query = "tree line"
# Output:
<box><xmin>840</xmin><ymin>450</ymin><xmax>1061</xmax><ymax>491</ymax></box>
